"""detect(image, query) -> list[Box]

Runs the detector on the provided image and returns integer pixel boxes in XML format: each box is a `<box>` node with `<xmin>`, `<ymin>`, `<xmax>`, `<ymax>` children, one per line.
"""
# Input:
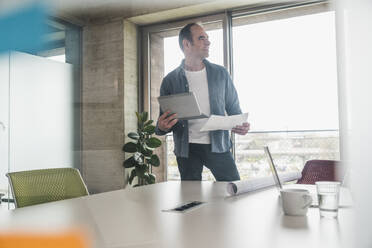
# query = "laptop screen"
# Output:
<box><xmin>264</xmin><ymin>146</ymin><xmax>283</xmax><ymax>191</ymax></box>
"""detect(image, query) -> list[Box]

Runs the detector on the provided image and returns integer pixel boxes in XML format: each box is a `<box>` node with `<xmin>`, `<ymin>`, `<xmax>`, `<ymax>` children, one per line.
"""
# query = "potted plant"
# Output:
<box><xmin>122</xmin><ymin>112</ymin><xmax>162</xmax><ymax>187</ymax></box>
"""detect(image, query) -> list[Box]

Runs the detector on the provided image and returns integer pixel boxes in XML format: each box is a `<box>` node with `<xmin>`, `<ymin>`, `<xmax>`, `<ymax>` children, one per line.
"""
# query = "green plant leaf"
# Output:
<box><xmin>143</xmin><ymin>173</ymin><xmax>150</xmax><ymax>184</ymax></box>
<box><xmin>128</xmin><ymin>169</ymin><xmax>136</xmax><ymax>185</ymax></box>
<box><xmin>148</xmin><ymin>173</ymin><xmax>156</xmax><ymax>184</ymax></box>
<box><xmin>128</xmin><ymin>132</ymin><xmax>139</xmax><ymax>140</ymax></box>
<box><xmin>123</xmin><ymin>142</ymin><xmax>138</xmax><ymax>153</ymax></box>
<box><xmin>135</xmin><ymin>164</ymin><xmax>146</xmax><ymax>177</ymax></box>
<box><xmin>143</xmin><ymin>173</ymin><xmax>155</xmax><ymax>184</ymax></box>
<box><xmin>123</xmin><ymin>156</ymin><xmax>137</xmax><ymax>168</ymax></box>
<box><xmin>141</xmin><ymin>112</ymin><xmax>148</xmax><ymax>122</ymax></box>
<box><xmin>143</xmin><ymin>125</ymin><xmax>155</xmax><ymax>134</ymax></box>
<box><xmin>149</xmin><ymin>174</ymin><xmax>156</xmax><ymax>183</ymax></box>
<box><xmin>144</xmin><ymin>120</ymin><xmax>153</xmax><ymax>126</ymax></box>
<box><xmin>124</xmin><ymin>111</ymin><xmax>161</xmax><ymax>186</ymax></box>
<box><xmin>146</xmin><ymin>137</ymin><xmax>162</xmax><ymax>148</ymax></box>
<box><xmin>138</xmin><ymin>121</ymin><xmax>144</xmax><ymax>131</ymax></box>
<box><xmin>135</xmin><ymin>112</ymin><xmax>141</xmax><ymax>123</ymax></box>
<box><xmin>141</xmin><ymin>147</ymin><xmax>153</xmax><ymax>157</ymax></box>
<box><xmin>149</xmin><ymin>154</ymin><xmax>160</xmax><ymax>167</ymax></box>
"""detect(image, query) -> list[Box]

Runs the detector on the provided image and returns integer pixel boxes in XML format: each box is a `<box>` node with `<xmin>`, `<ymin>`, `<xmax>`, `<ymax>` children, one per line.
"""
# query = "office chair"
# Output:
<box><xmin>296</xmin><ymin>160</ymin><xmax>343</xmax><ymax>185</ymax></box>
<box><xmin>6</xmin><ymin>168</ymin><xmax>89</xmax><ymax>208</ymax></box>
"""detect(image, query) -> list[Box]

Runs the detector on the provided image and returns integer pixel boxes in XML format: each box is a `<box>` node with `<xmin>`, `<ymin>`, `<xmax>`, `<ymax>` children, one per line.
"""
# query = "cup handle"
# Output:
<box><xmin>302</xmin><ymin>195</ymin><xmax>313</xmax><ymax>209</ymax></box>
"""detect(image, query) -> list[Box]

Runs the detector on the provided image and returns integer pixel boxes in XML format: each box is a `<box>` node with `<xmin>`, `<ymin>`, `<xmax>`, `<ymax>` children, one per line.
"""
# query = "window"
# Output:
<box><xmin>164</xmin><ymin>28</ymin><xmax>224</xmax><ymax>75</ymax></box>
<box><xmin>232</xmin><ymin>7</ymin><xmax>339</xmax><ymax>179</ymax></box>
<box><xmin>144</xmin><ymin>18</ymin><xmax>224</xmax><ymax>180</ymax></box>
<box><xmin>142</xmin><ymin>2</ymin><xmax>340</xmax><ymax>181</ymax></box>
<box><xmin>163</xmin><ymin>25</ymin><xmax>224</xmax><ymax>180</ymax></box>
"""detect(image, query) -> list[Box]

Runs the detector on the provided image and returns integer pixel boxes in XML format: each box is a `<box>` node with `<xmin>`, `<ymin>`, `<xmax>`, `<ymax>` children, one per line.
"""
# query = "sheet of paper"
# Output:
<box><xmin>200</xmin><ymin>113</ymin><xmax>248</xmax><ymax>132</ymax></box>
<box><xmin>226</xmin><ymin>172</ymin><xmax>302</xmax><ymax>196</ymax></box>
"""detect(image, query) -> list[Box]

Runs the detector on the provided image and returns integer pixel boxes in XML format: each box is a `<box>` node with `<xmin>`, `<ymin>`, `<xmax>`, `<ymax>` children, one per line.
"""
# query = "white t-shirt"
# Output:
<box><xmin>185</xmin><ymin>67</ymin><xmax>211</xmax><ymax>144</ymax></box>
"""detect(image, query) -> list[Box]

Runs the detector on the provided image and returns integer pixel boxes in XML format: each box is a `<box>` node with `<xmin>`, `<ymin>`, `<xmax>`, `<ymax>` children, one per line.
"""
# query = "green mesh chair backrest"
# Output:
<box><xmin>7</xmin><ymin>168</ymin><xmax>89</xmax><ymax>208</ymax></box>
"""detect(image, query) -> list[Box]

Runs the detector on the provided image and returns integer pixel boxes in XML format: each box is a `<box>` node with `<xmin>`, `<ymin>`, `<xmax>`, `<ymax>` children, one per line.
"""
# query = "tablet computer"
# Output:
<box><xmin>158</xmin><ymin>92</ymin><xmax>208</xmax><ymax>120</ymax></box>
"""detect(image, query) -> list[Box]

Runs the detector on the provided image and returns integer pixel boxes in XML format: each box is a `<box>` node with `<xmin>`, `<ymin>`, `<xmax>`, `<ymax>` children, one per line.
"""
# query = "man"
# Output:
<box><xmin>155</xmin><ymin>23</ymin><xmax>250</xmax><ymax>181</ymax></box>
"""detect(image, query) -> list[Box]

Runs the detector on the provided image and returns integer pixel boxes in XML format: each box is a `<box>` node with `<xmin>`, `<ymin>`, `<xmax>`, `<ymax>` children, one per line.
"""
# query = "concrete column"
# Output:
<box><xmin>82</xmin><ymin>20</ymin><xmax>127</xmax><ymax>193</ymax></box>
<box><xmin>123</xmin><ymin>20</ymin><xmax>139</xmax><ymax>186</ymax></box>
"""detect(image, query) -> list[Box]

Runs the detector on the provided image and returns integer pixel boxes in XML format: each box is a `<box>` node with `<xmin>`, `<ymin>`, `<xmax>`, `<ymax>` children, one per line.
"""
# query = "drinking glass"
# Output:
<box><xmin>316</xmin><ymin>181</ymin><xmax>341</xmax><ymax>218</ymax></box>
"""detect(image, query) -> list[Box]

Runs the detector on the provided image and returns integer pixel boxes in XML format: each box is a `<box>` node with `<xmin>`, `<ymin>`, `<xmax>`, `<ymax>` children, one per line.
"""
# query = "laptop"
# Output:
<box><xmin>263</xmin><ymin>146</ymin><xmax>353</xmax><ymax>207</ymax></box>
<box><xmin>158</xmin><ymin>92</ymin><xmax>209</xmax><ymax>120</ymax></box>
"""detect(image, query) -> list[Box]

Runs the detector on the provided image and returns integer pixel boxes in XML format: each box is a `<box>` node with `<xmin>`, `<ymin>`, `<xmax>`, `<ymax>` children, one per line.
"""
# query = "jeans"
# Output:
<box><xmin>176</xmin><ymin>143</ymin><xmax>240</xmax><ymax>181</ymax></box>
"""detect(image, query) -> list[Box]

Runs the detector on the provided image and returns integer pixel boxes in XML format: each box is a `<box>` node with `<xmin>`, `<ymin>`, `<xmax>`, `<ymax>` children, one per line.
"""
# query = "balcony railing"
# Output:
<box><xmin>166</xmin><ymin>130</ymin><xmax>340</xmax><ymax>181</ymax></box>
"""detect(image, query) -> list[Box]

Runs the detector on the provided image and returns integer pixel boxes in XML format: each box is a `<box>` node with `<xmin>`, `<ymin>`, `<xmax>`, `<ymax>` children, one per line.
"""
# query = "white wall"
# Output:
<box><xmin>9</xmin><ymin>51</ymin><xmax>75</xmax><ymax>172</ymax></box>
<box><xmin>0</xmin><ymin>53</ymin><xmax>9</xmax><ymax>192</ymax></box>
<box><xmin>335</xmin><ymin>1</ymin><xmax>372</xmax><ymax>247</ymax></box>
<box><xmin>0</xmin><ymin>51</ymin><xmax>76</xmax><ymax>193</ymax></box>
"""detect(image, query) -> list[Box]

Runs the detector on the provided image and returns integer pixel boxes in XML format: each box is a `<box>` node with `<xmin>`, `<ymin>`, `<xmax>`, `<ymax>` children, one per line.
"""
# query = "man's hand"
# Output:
<box><xmin>232</xmin><ymin>122</ymin><xmax>250</xmax><ymax>135</ymax></box>
<box><xmin>158</xmin><ymin>111</ymin><xmax>178</xmax><ymax>132</ymax></box>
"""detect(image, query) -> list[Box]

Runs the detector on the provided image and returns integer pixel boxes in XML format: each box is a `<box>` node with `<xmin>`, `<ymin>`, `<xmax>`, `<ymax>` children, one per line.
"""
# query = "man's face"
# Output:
<box><xmin>185</xmin><ymin>24</ymin><xmax>210</xmax><ymax>59</ymax></box>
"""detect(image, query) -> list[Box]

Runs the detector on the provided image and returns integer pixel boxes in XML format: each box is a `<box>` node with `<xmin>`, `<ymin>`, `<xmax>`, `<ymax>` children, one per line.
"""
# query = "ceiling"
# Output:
<box><xmin>0</xmin><ymin>0</ymin><xmax>283</xmax><ymax>25</ymax></box>
<box><xmin>54</xmin><ymin>0</ymin><xmax>220</xmax><ymax>23</ymax></box>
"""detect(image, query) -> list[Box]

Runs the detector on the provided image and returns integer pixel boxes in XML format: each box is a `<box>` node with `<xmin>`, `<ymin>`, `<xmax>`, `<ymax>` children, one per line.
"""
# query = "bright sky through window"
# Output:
<box><xmin>164</xmin><ymin>12</ymin><xmax>338</xmax><ymax>132</ymax></box>
<box><xmin>233</xmin><ymin>11</ymin><xmax>338</xmax><ymax>131</ymax></box>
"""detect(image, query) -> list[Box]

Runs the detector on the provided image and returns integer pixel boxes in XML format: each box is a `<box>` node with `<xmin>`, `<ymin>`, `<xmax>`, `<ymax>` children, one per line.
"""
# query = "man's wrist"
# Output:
<box><xmin>158</xmin><ymin>125</ymin><xmax>170</xmax><ymax>133</ymax></box>
<box><xmin>159</xmin><ymin>126</ymin><xmax>169</xmax><ymax>132</ymax></box>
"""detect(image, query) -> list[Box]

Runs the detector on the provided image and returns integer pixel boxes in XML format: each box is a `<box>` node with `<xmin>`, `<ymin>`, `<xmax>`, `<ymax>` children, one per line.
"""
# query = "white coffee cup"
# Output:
<box><xmin>280</xmin><ymin>189</ymin><xmax>313</xmax><ymax>216</ymax></box>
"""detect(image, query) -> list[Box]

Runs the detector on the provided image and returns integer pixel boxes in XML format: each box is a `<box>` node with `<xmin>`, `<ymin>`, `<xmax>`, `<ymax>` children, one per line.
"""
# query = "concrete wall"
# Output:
<box><xmin>149</xmin><ymin>33</ymin><xmax>166</xmax><ymax>182</ymax></box>
<box><xmin>123</xmin><ymin>21</ymin><xmax>139</xmax><ymax>186</ymax></box>
<box><xmin>82</xmin><ymin>20</ymin><xmax>138</xmax><ymax>193</ymax></box>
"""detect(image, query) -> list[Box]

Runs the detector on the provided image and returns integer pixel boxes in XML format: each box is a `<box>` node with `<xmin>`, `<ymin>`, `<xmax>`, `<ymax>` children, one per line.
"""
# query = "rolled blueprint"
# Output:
<box><xmin>227</xmin><ymin>171</ymin><xmax>301</xmax><ymax>196</ymax></box>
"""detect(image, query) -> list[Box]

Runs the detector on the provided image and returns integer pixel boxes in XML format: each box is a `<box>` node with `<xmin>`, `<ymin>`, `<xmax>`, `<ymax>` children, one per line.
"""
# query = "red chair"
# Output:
<box><xmin>296</xmin><ymin>160</ymin><xmax>344</xmax><ymax>185</ymax></box>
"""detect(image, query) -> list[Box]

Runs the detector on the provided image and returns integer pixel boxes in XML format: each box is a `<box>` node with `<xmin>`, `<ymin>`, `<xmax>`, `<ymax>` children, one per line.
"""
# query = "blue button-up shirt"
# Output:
<box><xmin>155</xmin><ymin>59</ymin><xmax>242</xmax><ymax>158</ymax></box>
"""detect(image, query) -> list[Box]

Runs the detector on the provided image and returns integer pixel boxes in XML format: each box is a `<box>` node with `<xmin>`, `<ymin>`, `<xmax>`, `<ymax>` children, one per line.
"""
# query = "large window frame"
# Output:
<box><xmin>140</xmin><ymin>1</ymin><xmax>340</xmax><ymax>181</ymax></box>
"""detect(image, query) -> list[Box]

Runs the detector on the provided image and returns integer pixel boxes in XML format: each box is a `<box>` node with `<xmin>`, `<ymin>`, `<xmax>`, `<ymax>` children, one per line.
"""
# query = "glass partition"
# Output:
<box><xmin>9</xmin><ymin>51</ymin><xmax>75</xmax><ymax>172</ymax></box>
<box><xmin>0</xmin><ymin>54</ymin><xmax>9</xmax><ymax>193</ymax></box>
<box><xmin>0</xmin><ymin>18</ymin><xmax>81</xmax><ymax>208</ymax></box>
